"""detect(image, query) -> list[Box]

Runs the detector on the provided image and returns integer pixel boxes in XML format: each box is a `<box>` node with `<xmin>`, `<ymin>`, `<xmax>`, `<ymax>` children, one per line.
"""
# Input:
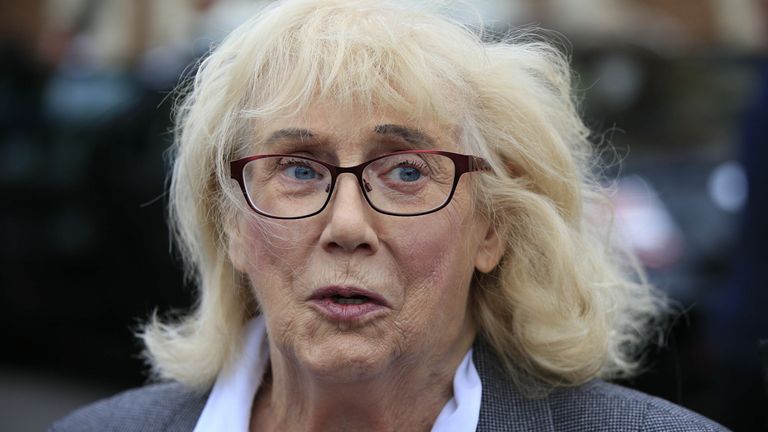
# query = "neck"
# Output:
<box><xmin>250</xmin><ymin>331</ymin><xmax>475</xmax><ymax>432</ymax></box>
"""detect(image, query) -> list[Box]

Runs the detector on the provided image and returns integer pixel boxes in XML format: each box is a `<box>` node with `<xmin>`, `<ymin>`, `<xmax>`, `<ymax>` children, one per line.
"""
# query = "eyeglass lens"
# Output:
<box><xmin>241</xmin><ymin>153</ymin><xmax>456</xmax><ymax>218</ymax></box>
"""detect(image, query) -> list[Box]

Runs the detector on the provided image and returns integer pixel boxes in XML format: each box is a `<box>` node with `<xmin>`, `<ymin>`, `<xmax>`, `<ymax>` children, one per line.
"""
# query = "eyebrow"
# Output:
<box><xmin>262</xmin><ymin>124</ymin><xmax>436</xmax><ymax>150</ymax></box>
<box><xmin>264</xmin><ymin>128</ymin><xmax>316</xmax><ymax>145</ymax></box>
<box><xmin>373</xmin><ymin>124</ymin><xmax>435</xmax><ymax>149</ymax></box>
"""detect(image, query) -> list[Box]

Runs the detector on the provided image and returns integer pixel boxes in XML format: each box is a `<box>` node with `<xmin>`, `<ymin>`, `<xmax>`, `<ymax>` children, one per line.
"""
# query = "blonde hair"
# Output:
<box><xmin>142</xmin><ymin>0</ymin><xmax>667</xmax><ymax>392</ymax></box>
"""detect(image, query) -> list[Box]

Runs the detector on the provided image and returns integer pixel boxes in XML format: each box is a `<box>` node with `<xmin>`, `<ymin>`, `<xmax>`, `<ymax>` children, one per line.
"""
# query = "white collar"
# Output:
<box><xmin>194</xmin><ymin>316</ymin><xmax>481</xmax><ymax>431</ymax></box>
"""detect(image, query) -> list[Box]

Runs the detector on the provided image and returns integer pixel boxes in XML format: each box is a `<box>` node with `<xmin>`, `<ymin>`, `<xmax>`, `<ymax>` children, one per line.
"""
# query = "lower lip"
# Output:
<box><xmin>308</xmin><ymin>298</ymin><xmax>388</xmax><ymax>323</ymax></box>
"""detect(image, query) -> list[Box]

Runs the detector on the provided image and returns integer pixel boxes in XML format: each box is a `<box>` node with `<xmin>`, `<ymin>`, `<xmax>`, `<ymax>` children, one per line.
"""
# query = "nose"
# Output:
<box><xmin>319</xmin><ymin>174</ymin><xmax>379</xmax><ymax>255</ymax></box>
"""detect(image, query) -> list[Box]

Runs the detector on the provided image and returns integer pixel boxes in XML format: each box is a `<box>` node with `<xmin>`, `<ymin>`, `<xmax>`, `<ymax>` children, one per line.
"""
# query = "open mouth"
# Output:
<box><xmin>309</xmin><ymin>286</ymin><xmax>389</xmax><ymax>307</ymax></box>
<box><xmin>308</xmin><ymin>286</ymin><xmax>389</xmax><ymax>322</ymax></box>
<box><xmin>331</xmin><ymin>294</ymin><xmax>369</xmax><ymax>305</ymax></box>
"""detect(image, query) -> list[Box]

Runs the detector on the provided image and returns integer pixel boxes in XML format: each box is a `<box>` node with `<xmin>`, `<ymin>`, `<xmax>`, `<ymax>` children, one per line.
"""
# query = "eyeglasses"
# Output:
<box><xmin>230</xmin><ymin>150</ymin><xmax>491</xmax><ymax>219</ymax></box>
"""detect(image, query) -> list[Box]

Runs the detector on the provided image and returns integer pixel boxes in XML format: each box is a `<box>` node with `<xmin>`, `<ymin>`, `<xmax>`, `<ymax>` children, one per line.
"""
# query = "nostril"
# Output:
<box><xmin>325</xmin><ymin>240</ymin><xmax>373</xmax><ymax>254</ymax></box>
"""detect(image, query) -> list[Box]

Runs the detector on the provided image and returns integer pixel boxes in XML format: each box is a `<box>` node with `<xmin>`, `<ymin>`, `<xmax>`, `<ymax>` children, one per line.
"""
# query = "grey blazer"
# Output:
<box><xmin>50</xmin><ymin>339</ymin><xmax>728</xmax><ymax>431</ymax></box>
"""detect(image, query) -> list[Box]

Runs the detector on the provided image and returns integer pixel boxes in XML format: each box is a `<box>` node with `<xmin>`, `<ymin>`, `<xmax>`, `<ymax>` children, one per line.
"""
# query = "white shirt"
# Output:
<box><xmin>193</xmin><ymin>316</ymin><xmax>482</xmax><ymax>431</ymax></box>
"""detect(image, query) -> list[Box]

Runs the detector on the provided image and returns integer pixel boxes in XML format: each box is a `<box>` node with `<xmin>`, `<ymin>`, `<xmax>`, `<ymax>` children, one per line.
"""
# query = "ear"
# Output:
<box><xmin>226</xmin><ymin>219</ymin><xmax>248</xmax><ymax>273</ymax></box>
<box><xmin>474</xmin><ymin>222</ymin><xmax>504</xmax><ymax>273</ymax></box>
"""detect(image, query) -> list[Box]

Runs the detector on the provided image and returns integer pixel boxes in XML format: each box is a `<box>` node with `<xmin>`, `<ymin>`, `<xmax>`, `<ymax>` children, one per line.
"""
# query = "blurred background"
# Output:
<box><xmin>1</xmin><ymin>0</ymin><xmax>766</xmax><ymax>430</ymax></box>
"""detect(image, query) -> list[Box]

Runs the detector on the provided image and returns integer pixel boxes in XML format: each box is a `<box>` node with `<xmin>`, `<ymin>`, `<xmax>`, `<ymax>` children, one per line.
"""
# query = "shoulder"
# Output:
<box><xmin>49</xmin><ymin>382</ymin><xmax>208</xmax><ymax>432</ymax></box>
<box><xmin>472</xmin><ymin>338</ymin><xmax>729</xmax><ymax>432</ymax></box>
<box><xmin>548</xmin><ymin>380</ymin><xmax>729</xmax><ymax>432</ymax></box>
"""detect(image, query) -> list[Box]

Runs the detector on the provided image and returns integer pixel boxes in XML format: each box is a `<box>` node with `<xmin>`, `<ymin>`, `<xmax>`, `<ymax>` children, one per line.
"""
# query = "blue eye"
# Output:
<box><xmin>396</xmin><ymin>166</ymin><xmax>422</xmax><ymax>182</ymax></box>
<box><xmin>276</xmin><ymin>158</ymin><xmax>321</xmax><ymax>180</ymax></box>
<box><xmin>287</xmin><ymin>165</ymin><xmax>317</xmax><ymax>180</ymax></box>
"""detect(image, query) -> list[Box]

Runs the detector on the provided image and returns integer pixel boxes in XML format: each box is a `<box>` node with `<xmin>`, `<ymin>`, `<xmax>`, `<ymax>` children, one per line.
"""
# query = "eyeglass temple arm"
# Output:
<box><xmin>468</xmin><ymin>156</ymin><xmax>492</xmax><ymax>172</ymax></box>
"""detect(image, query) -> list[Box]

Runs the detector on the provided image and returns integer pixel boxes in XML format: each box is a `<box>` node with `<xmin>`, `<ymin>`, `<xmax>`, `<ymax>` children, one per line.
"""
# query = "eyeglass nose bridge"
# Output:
<box><xmin>322</xmin><ymin>164</ymin><xmax>375</xmax><ymax>211</ymax></box>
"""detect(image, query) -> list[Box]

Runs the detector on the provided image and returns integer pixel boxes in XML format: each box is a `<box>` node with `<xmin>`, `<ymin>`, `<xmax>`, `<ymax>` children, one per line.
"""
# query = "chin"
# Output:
<box><xmin>296</xmin><ymin>332</ymin><xmax>401</xmax><ymax>383</ymax></box>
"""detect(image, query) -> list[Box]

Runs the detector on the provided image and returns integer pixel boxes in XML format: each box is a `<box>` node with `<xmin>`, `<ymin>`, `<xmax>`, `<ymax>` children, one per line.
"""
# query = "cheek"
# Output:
<box><xmin>235</xmin><ymin>220</ymin><xmax>314</xmax><ymax>305</ymax></box>
<box><xmin>395</xmin><ymin>202</ymin><xmax>474</xmax><ymax>282</ymax></box>
<box><xmin>391</xmin><ymin>208</ymin><xmax>475</xmax><ymax>328</ymax></box>
<box><xmin>236</xmin><ymin>223</ymin><xmax>282</xmax><ymax>276</ymax></box>
<box><xmin>396</xmin><ymin>222</ymin><xmax>450</xmax><ymax>280</ymax></box>
<box><xmin>237</xmin><ymin>217</ymin><xmax>320</xmax><ymax>267</ymax></box>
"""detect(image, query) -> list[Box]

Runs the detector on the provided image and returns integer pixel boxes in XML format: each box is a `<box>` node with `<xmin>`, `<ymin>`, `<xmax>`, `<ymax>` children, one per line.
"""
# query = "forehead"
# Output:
<box><xmin>252</xmin><ymin>103</ymin><xmax>462</xmax><ymax>158</ymax></box>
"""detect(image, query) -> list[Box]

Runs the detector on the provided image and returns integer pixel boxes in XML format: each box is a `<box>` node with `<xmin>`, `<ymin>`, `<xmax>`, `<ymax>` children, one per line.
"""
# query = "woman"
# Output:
<box><xmin>52</xmin><ymin>0</ymin><xmax>727</xmax><ymax>430</ymax></box>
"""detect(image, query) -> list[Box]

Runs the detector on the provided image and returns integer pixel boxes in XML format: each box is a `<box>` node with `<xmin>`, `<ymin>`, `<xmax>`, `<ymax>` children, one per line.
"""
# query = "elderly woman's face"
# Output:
<box><xmin>229</xmin><ymin>104</ymin><xmax>502</xmax><ymax>380</ymax></box>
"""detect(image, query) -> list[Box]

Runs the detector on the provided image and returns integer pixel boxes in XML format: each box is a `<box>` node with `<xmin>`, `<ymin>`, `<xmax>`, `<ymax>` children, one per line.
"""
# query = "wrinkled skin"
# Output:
<box><xmin>228</xmin><ymin>105</ymin><xmax>504</xmax><ymax>431</ymax></box>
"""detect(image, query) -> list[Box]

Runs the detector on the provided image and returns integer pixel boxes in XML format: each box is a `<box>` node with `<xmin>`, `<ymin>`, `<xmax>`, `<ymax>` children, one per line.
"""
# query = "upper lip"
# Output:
<box><xmin>308</xmin><ymin>286</ymin><xmax>390</xmax><ymax>307</ymax></box>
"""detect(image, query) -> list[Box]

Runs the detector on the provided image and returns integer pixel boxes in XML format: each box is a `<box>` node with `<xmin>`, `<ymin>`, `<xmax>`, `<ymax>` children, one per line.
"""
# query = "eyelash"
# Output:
<box><xmin>277</xmin><ymin>158</ymin><xmax>311</xmax><ymax>166</ymax></box>
<box><xmin>393</xmin><ymin>160</ymin><xmax>429</xmax><ymax>171</ymax></box>
<box><xmin>270</xmin><ymin>158</ymin><xmax>315</xmax><ymax>177</ymax></box>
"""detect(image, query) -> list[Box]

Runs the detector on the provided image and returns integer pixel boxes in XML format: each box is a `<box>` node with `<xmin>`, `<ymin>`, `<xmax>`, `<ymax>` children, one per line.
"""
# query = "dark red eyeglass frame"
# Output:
<box><xmin>230</xmin><ymin>150</ymin><xmax>491</xmax><ymax>219</ymax></box>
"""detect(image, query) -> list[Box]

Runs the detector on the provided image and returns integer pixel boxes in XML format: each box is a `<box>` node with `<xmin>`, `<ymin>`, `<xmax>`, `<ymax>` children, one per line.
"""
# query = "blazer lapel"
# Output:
<box><xmin>473</xmin><ymin>338</ymin><xmax>555</xmax><ymax>432</ymax></box>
